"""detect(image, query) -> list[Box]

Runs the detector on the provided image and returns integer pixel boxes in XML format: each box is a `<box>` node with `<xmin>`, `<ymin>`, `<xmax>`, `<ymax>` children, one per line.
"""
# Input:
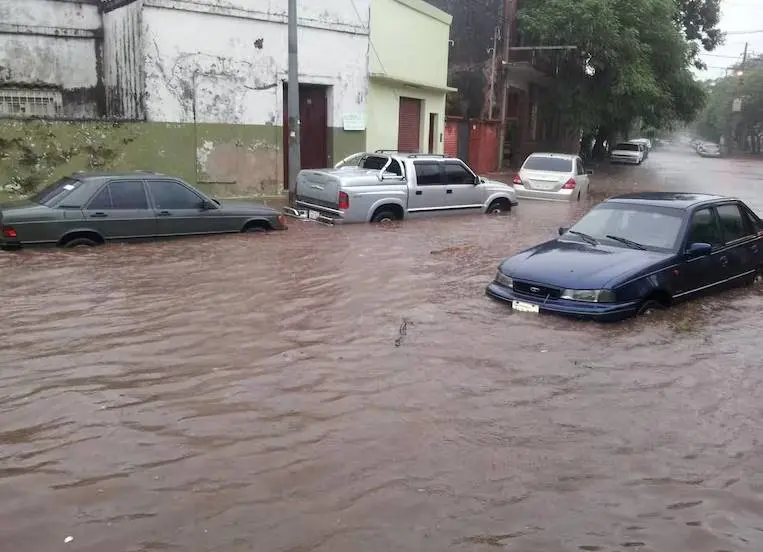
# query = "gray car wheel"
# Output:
<box><xmin>62</xmin><ymin>237</ymin><xmax>99</xmax><ymax>248</ymax></box>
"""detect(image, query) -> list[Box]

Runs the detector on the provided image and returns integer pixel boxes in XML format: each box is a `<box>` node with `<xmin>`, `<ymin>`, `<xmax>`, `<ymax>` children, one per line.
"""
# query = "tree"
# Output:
<box><xmin>694</xmin><ymin>55</ymin><xmax>763</xmax><ymax>153</ymax></box>
<box><xmin>675</xmin><ymin>0</ymin><xmax>723</xmax><ymax>68</ymax></box>
<box><xmin>518</xmin><ymin>0</ymin><xmax>708</xmax><ymax>155</ymax></box>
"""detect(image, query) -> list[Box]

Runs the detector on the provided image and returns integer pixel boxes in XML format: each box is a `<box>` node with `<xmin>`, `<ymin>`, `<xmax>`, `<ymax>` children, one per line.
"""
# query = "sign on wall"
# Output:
<box><xmin>342</xmin><ymin>113</ymin><xmax>366</xmax><ymax>131</ymax></box>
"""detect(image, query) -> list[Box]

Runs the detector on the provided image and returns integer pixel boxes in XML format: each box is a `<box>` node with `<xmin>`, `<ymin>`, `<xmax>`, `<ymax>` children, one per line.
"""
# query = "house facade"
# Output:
<box><xmin>366</xmin><ymin>0</ymin><xmax>454</xmax><ymax>154</ymax></box>
<box><xmin>0</xmin><ymin>0</ymin><xmax>104</xmax><ymax>118</ymax></box>
<box><xmin>0</xmin><ymin>0</ymin><xmax>454</xmax><ymax>196</ymax></box>
<box><xmin>101</xmin><ymin>0</ymin><xmax>370</xmax><ymax>193</ymax></box>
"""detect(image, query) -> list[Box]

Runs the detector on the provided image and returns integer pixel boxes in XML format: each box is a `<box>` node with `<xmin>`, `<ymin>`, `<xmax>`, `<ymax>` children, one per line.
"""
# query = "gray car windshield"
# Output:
<box><xmin>29</xmin><ymin>177</ymin><xmax>80</xmax><ymax>206</ymax></box>
<box><xmin>523</xmin><ymin>156</ymin><xmax>572</xmax><ymax>172</ymax></box>
<box><xmin>568</xmin><ymin>205</ymin><xmax>685</xmax><ymax>251</ymax></box>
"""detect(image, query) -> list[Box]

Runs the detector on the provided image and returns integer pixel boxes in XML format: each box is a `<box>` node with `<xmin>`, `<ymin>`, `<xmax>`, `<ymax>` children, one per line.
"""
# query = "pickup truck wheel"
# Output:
<box><xmin>486</xmin><ymin>199</ymin><xmax>511</xmax><ymax>215</ymax></box>
<box><xmin>371</xmin><ymin>210</ymin><xmax>398</xmax><ymax>224</ymax></box>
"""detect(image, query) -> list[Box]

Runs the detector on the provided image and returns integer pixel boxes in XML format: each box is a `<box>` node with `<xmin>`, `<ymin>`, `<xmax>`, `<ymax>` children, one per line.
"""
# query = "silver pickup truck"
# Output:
<box><xmin>286</xmin><ymin>151</ymin><xmax>518</xmax><ymax>224</ymax></box>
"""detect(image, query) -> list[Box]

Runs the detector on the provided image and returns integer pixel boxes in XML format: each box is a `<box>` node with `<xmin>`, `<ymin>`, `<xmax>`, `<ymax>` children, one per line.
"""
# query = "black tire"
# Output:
<box><xmin>486</xmin><ymin>199</ymin><xmax>511</xmax><ymax>215</ymax></box>
<box><xmin>62</xmin><ymin>236</ymin><xmax>99</xmax><ymax>248</ymax></box>
<box><xmin>637</xmin><ymin>299</ymin><xmax>665</xmax><ymax>316</ymax></box>
<box><xmin>371</xmin><ymin>210</ymin><xmax>398</xmax><ymax>223</ymax></box>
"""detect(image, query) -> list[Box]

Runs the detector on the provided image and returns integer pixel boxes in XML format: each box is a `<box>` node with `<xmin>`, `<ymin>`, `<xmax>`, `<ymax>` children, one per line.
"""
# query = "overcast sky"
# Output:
<box><xmin>694</xmin><ymin>0</ymin><xmax>763</xmax><ymax>80</ymax></box>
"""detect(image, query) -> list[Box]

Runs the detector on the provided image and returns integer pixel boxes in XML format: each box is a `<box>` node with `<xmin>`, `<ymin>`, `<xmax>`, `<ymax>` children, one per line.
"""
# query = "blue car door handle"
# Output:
<box><xmin>719</xmin><ymin>255</ymin><xmax>728</xmax><ymax>267</ymax></box>
<box><xmin>752</xmin><ymin>244</ymin><xmax>759</xmax><ymax>254</ymax></box>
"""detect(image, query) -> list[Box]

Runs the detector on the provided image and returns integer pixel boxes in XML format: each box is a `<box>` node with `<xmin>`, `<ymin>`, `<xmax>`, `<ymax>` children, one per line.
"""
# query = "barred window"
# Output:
<box><xmin>0</xmin><ymin>88</ymin><xmax>62</xmax><ymax>117</ymax></box>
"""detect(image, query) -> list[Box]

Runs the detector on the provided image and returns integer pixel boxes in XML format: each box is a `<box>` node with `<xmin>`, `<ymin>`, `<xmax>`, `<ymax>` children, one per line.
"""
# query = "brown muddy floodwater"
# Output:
<box><xmin>1</xmin><ymin>152</ymin><xmax>763</xmax><ymax>552</ymax></box>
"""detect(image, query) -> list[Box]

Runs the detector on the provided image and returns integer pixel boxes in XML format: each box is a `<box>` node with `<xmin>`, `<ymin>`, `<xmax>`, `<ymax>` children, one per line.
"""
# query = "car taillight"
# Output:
<box><xmin>338</xmin><ymin>191</ymin><xmax>350</xmax><ymax>210</ymax></box>
<box><xmin>512</xmin><ymin>174</ymin><xmax>522</xmax><ymax>186</ymax></box>
<box><xmin>1</xmin><ymin>226</ymin><xmax>17</xmax><ymax>238</ymax></box>
<box><xmin>562</xmin><ymin>178</ymin><xmax>576</xmax><ymax>189</ymax></box>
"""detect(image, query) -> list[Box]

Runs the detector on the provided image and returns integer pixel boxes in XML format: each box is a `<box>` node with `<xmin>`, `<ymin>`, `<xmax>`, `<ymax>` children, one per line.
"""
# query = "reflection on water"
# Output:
<box><xmin>1</xmin><ymin>151</ymin><xmax>762</xmax><ymax>552</ymax></box>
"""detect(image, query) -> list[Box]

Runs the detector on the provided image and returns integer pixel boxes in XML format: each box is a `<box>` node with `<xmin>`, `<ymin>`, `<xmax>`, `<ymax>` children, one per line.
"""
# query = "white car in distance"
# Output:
<box><xmin>610</xmin><ymin>142</ymin><xmax>644</xmax><ymax>164</ymax></box>
<box><xmin>512</xmin><ymin>153</ymin><xmax>592</xmax><ymax>202</ymax></box>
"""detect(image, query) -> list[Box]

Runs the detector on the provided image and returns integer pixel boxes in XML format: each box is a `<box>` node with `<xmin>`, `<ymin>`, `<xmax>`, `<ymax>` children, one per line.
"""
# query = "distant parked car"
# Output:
<box><xmin>513</xmin><ymin>153</ymin><xmax>593</xmax><ymax>201</ymax></box>
<box><xmin>697</xmin><ymin>142</ymin><xmax>721</xmax><ymax>157</ymax></box>
<box><xmin>512</xmin><ymin>153</ymin><xmax>592</xmax><ymax>202</ymax></box>
<box><xmin>610</xmin><ymin>142</ymin><xmax>644</xmax><ymax>164</ymax></box>
<box><xmin>287</xmin><ymin>151</ymin><xmax>518</xmax><ymax>224</ymax></box>
<box><xmin>486</xmin><ymin>192</ymin><xmax>763</xmax><ymax>321</ymax></box>
<box><xmin>630</xmin><ymin>138</ymin><xmax>652</xmax><ymax>158</ymax></box>
<box><xmin>0</xmin><ymin>171</ymin><xmax>286</xmax><ymax>249</ymax></box>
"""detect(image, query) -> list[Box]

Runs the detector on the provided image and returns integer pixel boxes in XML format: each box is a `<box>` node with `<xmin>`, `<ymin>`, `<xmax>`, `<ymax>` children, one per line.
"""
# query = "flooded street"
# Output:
<box><xmin>2</xmin><ymin>147</ymin><xmax>763</xmax><ymax>552</ymax></box>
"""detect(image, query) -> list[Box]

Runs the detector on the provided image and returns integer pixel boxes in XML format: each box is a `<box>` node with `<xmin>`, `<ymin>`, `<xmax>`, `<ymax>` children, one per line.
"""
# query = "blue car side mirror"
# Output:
<box><xmin>686</xmin><ymin>242</ymin><xmax>712</xmax><ymax>257</ymax></box>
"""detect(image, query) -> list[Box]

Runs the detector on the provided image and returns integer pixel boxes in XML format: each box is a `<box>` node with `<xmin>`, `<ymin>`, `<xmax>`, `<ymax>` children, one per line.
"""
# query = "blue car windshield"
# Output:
<box><xmin>569</xmin><ymin>204</ymin><xmax>685</xmax><ymax>251</ymax></box>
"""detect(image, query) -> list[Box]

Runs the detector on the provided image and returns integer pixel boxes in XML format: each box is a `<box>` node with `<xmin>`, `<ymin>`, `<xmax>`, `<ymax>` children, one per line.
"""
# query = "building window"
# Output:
<box><xmin>0</xmin><ymin>88</ymin><xmax>62</xmax><ymax>118</ymax></box>
<box><xmin>530</xmin><ymin>102</ymin><xmax>538</xmax><ymax>141</ymax></box>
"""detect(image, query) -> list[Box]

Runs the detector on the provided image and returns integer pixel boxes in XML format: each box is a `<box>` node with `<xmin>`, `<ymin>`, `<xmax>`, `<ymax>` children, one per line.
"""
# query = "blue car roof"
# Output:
<box><xmin>605</xmin><ymin>192</ymin><xmax>729</xmax><ymax>210</ymax></box>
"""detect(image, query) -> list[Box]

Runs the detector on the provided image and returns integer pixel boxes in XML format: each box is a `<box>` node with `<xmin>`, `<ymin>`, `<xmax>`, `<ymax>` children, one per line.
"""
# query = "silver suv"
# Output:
<box><xmin>287</xmin><ymin>151</ymin><xmax>518</xmax><ymax>224</ymax></box>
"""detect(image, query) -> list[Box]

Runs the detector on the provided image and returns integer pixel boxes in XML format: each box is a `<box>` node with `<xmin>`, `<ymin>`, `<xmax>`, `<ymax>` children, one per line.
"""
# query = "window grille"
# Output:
<box><xmin>0</xmin><ymin>88</ymin><xmax>62</xmax><ymax>117</ymax></box>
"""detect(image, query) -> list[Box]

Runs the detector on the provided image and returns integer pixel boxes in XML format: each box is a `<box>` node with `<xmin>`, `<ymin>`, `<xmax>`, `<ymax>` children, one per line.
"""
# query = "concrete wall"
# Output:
<box><xmin>368</xmin><ymin>0</ymin><xmax>451</xmax><ymax>88</ymax></box>
<box><xmin>140</xmin><ymin>0</ymin><xmax>370</xmax><ymax>126</ymax></box>
<box><xmin>366</xmin><ymin>82</ymin><xmax>446</xmax><ymax>154</ymax></box>
<box><xmin>365</xmin><ymin>0</ymin><xmax>451</xmax><ymax>154</ymax></box>
<box><xmin>0</xmin><ymin>0</ymin><xmax>103</xmax><ymax>118</ymax></box>
<box><xmin>103</xmin><ymin>0</ymin><xmax>144</xmax><ymax>119</ymax></box>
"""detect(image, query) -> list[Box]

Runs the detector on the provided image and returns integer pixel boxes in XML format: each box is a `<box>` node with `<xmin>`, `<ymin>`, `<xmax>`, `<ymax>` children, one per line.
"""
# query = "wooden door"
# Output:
<box><xmin>283</xmin><ymin>84</ymin><xmax>328</xmax><ymax>188</ymax></box>
<box><xmin>397</xmin><ymin>97</ymin><xmax>422</xmax><ymax>152</ymax></box>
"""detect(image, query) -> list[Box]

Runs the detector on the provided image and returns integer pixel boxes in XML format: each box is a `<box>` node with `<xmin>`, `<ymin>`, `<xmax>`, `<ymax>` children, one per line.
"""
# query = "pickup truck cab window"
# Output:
<box><xmin>443</xmin><ymin>162</ymin><xmax>476</xmax><ymax>185</ymax></box>
<box><xmin>360</xmin><ymin>155</ymin><xmax>403</xmax><ymax>176</ymax></box>
<box><xmin>413</xmin><ymin>161</ymin><xmax>443</xmax><ymax>185</ymax></box>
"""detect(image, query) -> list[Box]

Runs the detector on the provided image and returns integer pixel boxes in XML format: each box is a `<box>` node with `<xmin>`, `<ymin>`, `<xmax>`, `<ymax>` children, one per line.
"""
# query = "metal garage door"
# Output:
<box><xmin>397</xmin><ymin>97</ymin><xmax>421</xmax><ymax>152</ymax></box>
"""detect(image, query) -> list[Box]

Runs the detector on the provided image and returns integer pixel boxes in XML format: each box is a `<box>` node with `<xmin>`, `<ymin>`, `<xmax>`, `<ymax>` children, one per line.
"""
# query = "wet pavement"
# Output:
<box><xmin>1</xmin><ymin>146</ymin><xmax>762</xmax><ymax>552</ymax></box>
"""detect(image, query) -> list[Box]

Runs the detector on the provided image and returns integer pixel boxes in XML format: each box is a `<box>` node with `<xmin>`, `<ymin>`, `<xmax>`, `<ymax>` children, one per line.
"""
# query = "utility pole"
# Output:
<box><xmin>487</xmin><ymin>26</ymin><xmax>500</xmax><ymax>117</ymax></box>
<box><xmin>497</xmin><ymin>0</ymin><xmax>514</xmax><ymax>168</ymax></box>
<box><xmin>729</xmin><ymin>42</ymin><xmax>748</xmax><ymax>155</ymax></box>
<box><xmin>287</xmin><ymin>0</ymin><xmax>301</xmax><ymax>204</ymax></box>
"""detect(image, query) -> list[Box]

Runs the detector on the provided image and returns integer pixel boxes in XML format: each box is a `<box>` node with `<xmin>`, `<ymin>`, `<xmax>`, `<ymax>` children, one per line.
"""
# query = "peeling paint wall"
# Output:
<box><xmin>0</xmin><ymin>0</ymin><xmax>103</xmax><ymax>118</ymax></box>
<box><xmin>102</xmin><ymin>0</ymin><xmax>144</xmax><ymax>119</ymax></box>
<box><xmin>140</xmin><ymin>0</ymin><xmax>370</xmax><ymax>125</ymax></box>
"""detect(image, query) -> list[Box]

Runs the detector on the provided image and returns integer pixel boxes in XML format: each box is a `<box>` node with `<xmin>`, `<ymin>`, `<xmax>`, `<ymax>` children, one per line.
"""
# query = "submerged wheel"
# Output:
<box><xmin>62</xmin><ymin>236</ymin><xmax>99</xmax><ymax>248</ymax></box>
<box><xmin>637</xmin><ymin>299</ymin><xmax>666</xmax><ymax>316</ymax></box>
<box><xmin>486</xmin><ymin>199</ymin><xmax>511</xmax><ymax>215</ymax></box>
<box><xmin>371</xmin><ymin>210</ymin><xmax>398</xmax><ymax>224</ymax></box>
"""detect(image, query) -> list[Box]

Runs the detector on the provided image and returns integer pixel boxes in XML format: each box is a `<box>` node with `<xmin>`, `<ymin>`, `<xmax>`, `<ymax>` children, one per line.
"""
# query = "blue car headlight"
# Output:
<box><xmin>494</xmin><ymin>271</ymin><xmax>513</xmax><ymax>288</ymax></box>
<box><xmin>560</xmin><ymin>289</ymin><xmax>616</xmax><ymax>303</ymax></box>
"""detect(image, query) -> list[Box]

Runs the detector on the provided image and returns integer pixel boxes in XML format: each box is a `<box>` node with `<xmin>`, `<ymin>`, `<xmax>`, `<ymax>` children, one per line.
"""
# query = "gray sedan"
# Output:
<box><xmin>0</xmin><ymin>171</ymin><xmax>286</xmax><ymax>249</ymax></box>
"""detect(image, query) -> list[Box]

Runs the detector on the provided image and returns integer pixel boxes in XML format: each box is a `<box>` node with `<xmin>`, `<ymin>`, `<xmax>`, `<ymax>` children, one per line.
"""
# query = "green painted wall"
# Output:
<box><xmin>0</xmin><ymin>119</ymin><xmax>365</xmax><ymax>199</ymax></box>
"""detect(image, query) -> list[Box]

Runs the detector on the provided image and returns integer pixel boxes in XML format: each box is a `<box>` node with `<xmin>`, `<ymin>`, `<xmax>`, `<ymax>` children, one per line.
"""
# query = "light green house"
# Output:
<box><xmin>365</xmin><ymin>0</ymin><xmax>455</xmax><ymax>154</ymax></box>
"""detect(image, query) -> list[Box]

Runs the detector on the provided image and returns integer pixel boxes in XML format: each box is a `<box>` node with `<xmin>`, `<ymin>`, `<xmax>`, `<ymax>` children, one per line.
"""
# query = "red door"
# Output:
<box><xmin>397</xmin><ymin>97</ymin><xmax>421</xmax><ymax>152</ymax></box>
<box><xmin>283</xmin><ymin>84</ymin><xmax>328</xmax><ymax>188</ymax></box>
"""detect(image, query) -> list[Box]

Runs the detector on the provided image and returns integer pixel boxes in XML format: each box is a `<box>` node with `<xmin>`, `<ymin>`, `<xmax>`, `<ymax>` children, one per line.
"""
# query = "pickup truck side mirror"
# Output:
<box><xmin>558</xmin><ymin>226</ymin><xmax>569</xmax><ymax>236</ymax></box>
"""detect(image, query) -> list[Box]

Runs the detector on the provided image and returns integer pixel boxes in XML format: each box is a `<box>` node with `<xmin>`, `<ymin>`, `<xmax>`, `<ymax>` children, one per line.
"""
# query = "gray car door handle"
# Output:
<box><xmin>415</xmin><ymin>190</ymin><xmax>422</xmax><ymax>195</ymax></box>
<box><xmin>158</xmin><ymin>210</ymin><xmax>171</xmax><ymax>216</ymax></box>
<box><xmin>446</xmin><ymin>189</ymin><xmax>453</xmax><ymax>194</ymax></box>
<box><xmin>90</xmin><ymin>212</ymin><xmax>107</xmax><ymax>218</ymax></box>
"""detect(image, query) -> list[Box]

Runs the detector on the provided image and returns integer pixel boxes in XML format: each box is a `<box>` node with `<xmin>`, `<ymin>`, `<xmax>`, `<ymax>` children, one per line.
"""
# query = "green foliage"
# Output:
<box><xmin>694</xmin><ymin>55</ymin><xmax>763</xmax><ymax>141</ymax></box>
<box><xmin>518</xmin><ymin>0</ymin><xmax>712</xmax><ymax>136</ymax></box>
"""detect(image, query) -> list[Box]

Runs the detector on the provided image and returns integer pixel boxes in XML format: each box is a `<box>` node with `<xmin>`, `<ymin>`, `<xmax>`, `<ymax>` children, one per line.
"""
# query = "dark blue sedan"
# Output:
<box><xmin>486</xmin><ymin>192</ymin><xmax>763</xmax><ymax>321</ymax></box>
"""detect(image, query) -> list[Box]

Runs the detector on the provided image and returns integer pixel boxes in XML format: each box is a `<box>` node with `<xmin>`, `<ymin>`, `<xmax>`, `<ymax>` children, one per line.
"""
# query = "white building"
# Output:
<box><xmin>0</xmin><ymin>0</ymin><xmax>103</xmax><ymax>118</ymax></box>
